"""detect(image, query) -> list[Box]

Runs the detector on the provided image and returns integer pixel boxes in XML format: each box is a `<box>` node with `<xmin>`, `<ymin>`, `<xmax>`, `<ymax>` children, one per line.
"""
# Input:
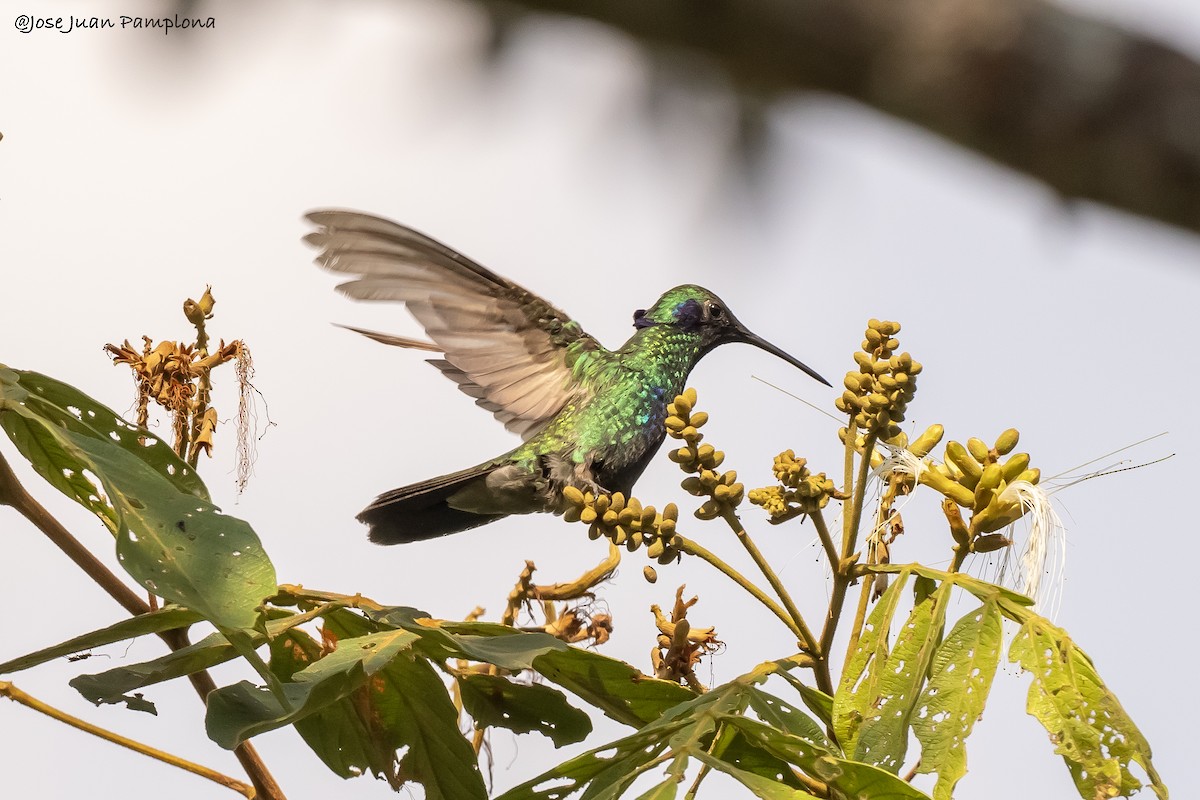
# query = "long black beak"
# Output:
<box><xmin>738</xmin><ymin>327</ymin><xmax>831</xmax><ymax>387</ymax></box>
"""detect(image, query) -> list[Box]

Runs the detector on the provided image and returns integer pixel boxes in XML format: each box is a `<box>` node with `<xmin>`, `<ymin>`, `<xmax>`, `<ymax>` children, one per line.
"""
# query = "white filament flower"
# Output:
<box><xmin>998</xmin><ymin>480</ymin><xmax>1067</xmax><ymax>616</ymax></box>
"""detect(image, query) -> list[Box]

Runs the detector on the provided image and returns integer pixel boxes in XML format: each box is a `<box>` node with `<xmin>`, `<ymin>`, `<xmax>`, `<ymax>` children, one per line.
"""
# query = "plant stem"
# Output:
<box><xmin>0</xmin><ymin>450</ymin><xmax>286</xmax><ymax>800</ymax></box>
<box><xmin>815</xmin><ymin>431</ymin><xmax>879</xmax><ymax>693</ymax></box>
<box><xmin>841</xmin><ymin>432</ymin><xmax>878</xmax><ymax>558</ymax></box>
<box><xmin>843</xmin><ymin>576</ymin><xmax>874</xmax><ymax>666</ymax></box>
<box><xmin>811</xmin><ymin>509</ymin><xmax>839</xmax><ymax>571</ymax></box>
<box><xmin>674</xmin><ymin>535</ymin><xmax>804</xmax><ymax>643</ymax></box>
<box><xmin>0</xmin><ymin>681</ymin><xmax>254</xmax><ymax>797</ymax></box>
<box><xmin>717</xmin><ymin>509</ymin><xmax>820</xmax><ymax>657</ymax></box>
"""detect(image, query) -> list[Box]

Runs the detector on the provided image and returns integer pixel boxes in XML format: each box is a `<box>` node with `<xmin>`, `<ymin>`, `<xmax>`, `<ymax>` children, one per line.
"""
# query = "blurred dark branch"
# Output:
<box><xmin>476</xmin><ymin>0</ymin><xmax>1200</xmax><ymax>234</ymax></box>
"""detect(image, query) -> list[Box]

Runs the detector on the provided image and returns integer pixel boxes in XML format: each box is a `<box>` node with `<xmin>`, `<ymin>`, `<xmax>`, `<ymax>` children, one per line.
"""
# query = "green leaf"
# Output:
<box><xmin>0</xmin><ymin>369</ymin><xmax>276</xmax><ymax>631</ymax></box>
<box><xmin>867</xmin><ymin>562</ymin><xmax>1033</xmax><ymax>608</ymax></box>
<box><xmin>496</xmin><ymin>723</ymin><xmax>684</xmax><ymax>800</ymax></box>
<box><xmin>708</xmin><ymin>718</ymin><xmax>813</xmax><ymax>792</ymax></box>
<box><xmin>722</xmin><ymin>716</ymin><xmax>933</xmax><ymax>800</ymax></box>
<box><xmin>912</xmin><ymin>600</ymin><xmax>1002</xmax><ymax>800</ymax></box>
<box><xmin>532</xmin><ymin>644</ymin><xmax>696</xmax><ymax>728</ymax></box>
<box><xmin>853</xmin><ymin>581</ymin><xmax>952</xmax><ymax>772</ymax></box>
<box><xmin>459</xmin><ymin>673</ymin><xmax>591</xmax><ymax>747</ymax></box>
<box><xmin>273</xmin><ymin>608</ymin><xmax>487</xmax><ymax>797</ymax></box>
<box><xmin>774</xmin><ymin>671</ymin><xmax>834</xmax><ymax>734</ymax></box>
<box><xmin>692</xmin><ymin>749</ymin><xmax>819</xmax><ymax>799</ymax></box>
<box><xmin>377</xmin><ymin>650</ymin><xmax>488</xmax><ymax>799</ymax></box>
<box><xmin>1009</xmin><ymin>615</ymin><xmax>1167</xmax><ymax>800</ymax></box>
<box><xmin>72</xmin><ymin>630</ymin><xmax>239</xmax><ymax>710</ymax></box>
<box><xmin>206</xmin><ymin>629</ymin><xmax>419</xmax><ymax>748</ymax></box>
<box><xmin>746</xmin><ymin>688</ymin><xmax>833</xmax><ymax>752</ymax></box>
<box><xmin>374</xmin><ymin>612</ymin><xmax>568</xmax><ymax>670</ymax></box>
<box><xmin>0</xmin><ymin>367</ymin><xmax>209</xmax><ymax>502</ymax></box>
<box><xmin>0</xmin><ymin>606</ymin><xmax>201</xmax><ymax>674</ymax></box>
<box><xmin>833</xmin><ymin>568</ymin><xmax>910</xmax><ymax>751</ymax></box>
<box><xmin>267</xmin><ymin>626</ymin><xmax>400</xmax><ymax>785</ymax></box>
<box><xmin>633</xmin><ymin>777</ymin><xmax>679</xmax><ymax>800</ymax></box>
<box><xmin>69</xmin><ymin>612</ymin><xmax>305</xmax><ymax>708</ymax></box>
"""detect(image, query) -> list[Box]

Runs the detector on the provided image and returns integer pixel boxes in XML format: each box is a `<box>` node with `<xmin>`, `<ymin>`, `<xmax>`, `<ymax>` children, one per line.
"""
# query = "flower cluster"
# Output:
<box><xmin>560</xmin><ymin>487</ymin><xmax>683</xmax><ymax>563</ymax></box>
<box><xmin>665</xmin><ymin>389</ymin><xmax>745</xmax><ymax>519</ymax></box>
<box><xmin>837</xmin><ymin>319</ymin><xmax>921</xmax><ymax>446</ymax></box>
<box><xmin>748</xmin><ymin>450</ymin><xmax>837</xmax><ymax>522</ymax></box>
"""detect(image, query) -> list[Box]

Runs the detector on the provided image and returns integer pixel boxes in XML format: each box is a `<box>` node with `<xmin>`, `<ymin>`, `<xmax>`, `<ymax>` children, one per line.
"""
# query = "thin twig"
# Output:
<box><xmin>0</xmin><ymin>681</ymin><xmax>253</xmax><ymax>797</ymax></box>
<box><xmin>673</xmin><ymin>535</ymin><xmax>803</xmax><ymax>643</ymax></box>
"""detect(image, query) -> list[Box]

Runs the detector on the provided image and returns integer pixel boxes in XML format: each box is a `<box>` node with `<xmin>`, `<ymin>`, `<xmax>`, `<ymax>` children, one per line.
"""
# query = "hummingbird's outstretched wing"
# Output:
<box><xmin>306</xmin><ymin>210</ymin><xmax>606</xmax><ymax>439</ymax></box>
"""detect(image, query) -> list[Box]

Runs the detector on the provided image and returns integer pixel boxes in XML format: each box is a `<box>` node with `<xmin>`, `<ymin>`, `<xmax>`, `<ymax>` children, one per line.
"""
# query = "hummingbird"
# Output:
<box><xmin>306</xmin><ymin>210</ymin><xmax>829</xmax><ymax>544</ymax></box>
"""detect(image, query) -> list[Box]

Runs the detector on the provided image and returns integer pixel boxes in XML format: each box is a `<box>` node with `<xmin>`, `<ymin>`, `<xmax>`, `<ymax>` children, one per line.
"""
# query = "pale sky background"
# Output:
<box><xmin>2</xmin><ymin>1</ymin><xmax>1197</xmax><ymax>798</ymax></box>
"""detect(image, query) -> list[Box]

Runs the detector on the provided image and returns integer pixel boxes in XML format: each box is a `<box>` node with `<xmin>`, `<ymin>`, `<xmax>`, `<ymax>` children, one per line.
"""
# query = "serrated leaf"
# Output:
<box><xmin>206</xmin><ymin>629</ymin><xmax>419</xmax><ymax>748</ymax></box>
<box><xmin>0</xmin><ymin>606</ymin><xmax>201</xmax><ymax>674</ymax></box>
<box><xmin>833</xmin><ymin>568</ymin><xmax>911</xmax><ymax>750</ymax></box>
<box><xmin>853</xmin><ymin>581</ymin><xmax>952</xmax><ymax>772</ymax></box>
<box><xmin>532</xmin><ymin>642</ymin><xmax>696</xmax><ymax>728</ymax></box>
<box><xmin>722</xmin><ymin>716</ymin><xmax>933</xmax><ymax>800</ymax></box>
<box><xmin>459</xmin><ymin>673</ymin><xmax>591</xmax><ymax>747</ymax></box>
<box><xmin>0</xmin><ymin>369</ymin><xmax>275</xmax><ymax>631</ymax></box>
<box><xmin>1009</xmin><ymin>615</ymin><xmax>1167</xmax><ymax>800</ymax></box>
<box><xmin>912</xmin><ymin>600</ymin><xmax>1002</xmax><ymax>800</ymax></box>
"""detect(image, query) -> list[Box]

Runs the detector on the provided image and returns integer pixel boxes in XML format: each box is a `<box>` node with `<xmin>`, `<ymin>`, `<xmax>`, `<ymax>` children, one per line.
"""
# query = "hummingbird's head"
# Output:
<box><xmin>634</xmin><ymin>285</ymin><xmax>830</xmax><ymax>386</ymax></box>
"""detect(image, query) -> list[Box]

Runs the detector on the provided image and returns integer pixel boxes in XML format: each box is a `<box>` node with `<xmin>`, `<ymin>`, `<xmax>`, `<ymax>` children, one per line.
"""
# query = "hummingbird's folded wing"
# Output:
<box><xmin>306</xmin><ymin>210</ymin><xmax>606</xmax><ymax>440</ymax></box>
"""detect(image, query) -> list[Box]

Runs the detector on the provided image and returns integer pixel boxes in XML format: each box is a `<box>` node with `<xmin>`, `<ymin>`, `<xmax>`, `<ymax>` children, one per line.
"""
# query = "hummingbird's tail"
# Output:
<box><xmin>359</xmin><ymin>464</ymin><xmax>506</xmax><ymax>544</ymax></box>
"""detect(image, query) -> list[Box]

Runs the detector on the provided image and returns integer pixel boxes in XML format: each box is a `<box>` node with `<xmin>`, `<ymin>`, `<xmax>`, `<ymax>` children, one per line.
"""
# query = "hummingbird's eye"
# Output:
<box><xmin>708</xmin><ymin>302</ymin><xmax>724</xmax><ymax>320</ymax></box>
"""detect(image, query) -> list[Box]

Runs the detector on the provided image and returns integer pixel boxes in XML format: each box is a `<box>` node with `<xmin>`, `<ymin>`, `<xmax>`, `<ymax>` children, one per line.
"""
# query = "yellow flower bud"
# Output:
<box><xmin>993</xmin><ymin>428</ymin><xmax>1020</xmax><ymax>455</ymax></box>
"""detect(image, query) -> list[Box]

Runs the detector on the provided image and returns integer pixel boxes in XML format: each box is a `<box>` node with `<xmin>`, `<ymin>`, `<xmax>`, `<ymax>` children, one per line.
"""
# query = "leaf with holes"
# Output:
<box><xmin>722</xmin><ymin>716</ymin><xmax>933</xmax><ymax>800</ymax></box>
<box><xmin>1009</xmin><ymin>616</ymin><xmax>1167</xmax><ymax>799</ymax></box>
<box><xmin>693</xmin><ymin>749</ymin><xmax>820</xmax><ymax>799</ymax></box>
<box><xmin>746</xmin><ymin>687</ymin><xmax>833</xmax><ymax>752</ymax></box>
<box><xmin>0</xmin><ymin>606</ymin><xmax>201</xmax><ymax>674</ymax></box>
<box><xmin>853</xmin><ymin>580</ymin><xmax>952</xmax><ymax>773</ymax></box>
<box><xmin>0</xmin><ymin>367</ymin><xmax>208</xmax><ymax>504</ymax></box>
<box><xmin>833</xmin><ymin>568</ymin><xmax>911</xmax><ymax>751</ymax></box>
<box><xmin>459</xmin><ymin>673</ymin><xmax>591</xmax><ymax>747</ymax></box>
<box><xmin>912</xmin><ymin>600</ymin><xmax>1002</xmax><ymax>800</ymax></box>
<box><xmin>530</xmin><ymin>643</ymin><xmax>696</xmax><ymax>729</ymax></box>
<box><xmin>496</xmin><ymin>722</ymin><xmax>686</xmax><ymax>800</ymax></box>
<box><xmin>774</xmin><ymin>670</ymin><xmax>834</xmax><ymax>733</ymax></box>
<box><xmin>0</xmin><ymin>368</ymin><xmax>275</xmax><ymax>631</ymax></box>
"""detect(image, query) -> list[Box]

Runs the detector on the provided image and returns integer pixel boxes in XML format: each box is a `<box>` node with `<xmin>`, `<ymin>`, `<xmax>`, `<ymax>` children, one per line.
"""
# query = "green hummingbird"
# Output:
<box><xmin>306</xmin><ymin>210</ymin><xmax>829</xmax><ymax>544</ymax></box>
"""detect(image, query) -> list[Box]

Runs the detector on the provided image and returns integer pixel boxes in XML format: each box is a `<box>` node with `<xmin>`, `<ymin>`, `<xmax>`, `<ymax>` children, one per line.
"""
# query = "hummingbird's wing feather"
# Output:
<box><xmin>306</xmin><ymin>210</ymin><xmax>608</xmax><ymax>439</ymax></box>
